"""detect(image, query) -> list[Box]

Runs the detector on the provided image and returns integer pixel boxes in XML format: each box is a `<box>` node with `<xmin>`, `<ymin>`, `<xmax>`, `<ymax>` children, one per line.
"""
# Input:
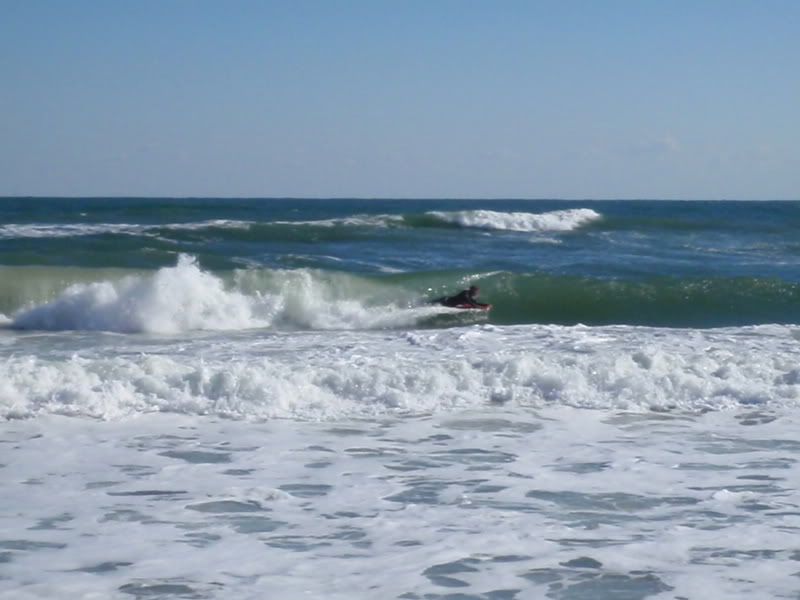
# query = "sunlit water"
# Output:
<box><xmin>2</xmin><ymin>199</ymin><xmax>800</xmax><ymax>598</ymax></box>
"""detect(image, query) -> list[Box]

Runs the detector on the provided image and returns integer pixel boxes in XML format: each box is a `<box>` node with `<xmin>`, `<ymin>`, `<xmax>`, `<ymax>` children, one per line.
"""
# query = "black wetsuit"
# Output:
<box><xmin>436</xmin><ymin>289</ymin><xmax>485</xmax><ymax>308</ymax></box>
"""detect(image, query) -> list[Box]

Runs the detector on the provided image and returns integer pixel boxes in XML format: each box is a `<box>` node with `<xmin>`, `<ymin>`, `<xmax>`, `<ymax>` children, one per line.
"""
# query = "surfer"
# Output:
<box><xmin>435</xmin><ymin>285</ymin><xmax>490</xmax><ymax>309</ymax></box>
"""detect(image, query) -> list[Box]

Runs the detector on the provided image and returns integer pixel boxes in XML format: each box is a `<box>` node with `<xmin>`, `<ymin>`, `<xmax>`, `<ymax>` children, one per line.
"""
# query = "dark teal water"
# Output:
<box><xmin>1</xmin><ymin>198</ymin><xmax>799</xmax><ymax>327</ymax></box>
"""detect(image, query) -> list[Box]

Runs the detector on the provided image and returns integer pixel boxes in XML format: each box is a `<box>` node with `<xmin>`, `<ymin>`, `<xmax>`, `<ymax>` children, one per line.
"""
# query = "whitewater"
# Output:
<box><xmin>2</xmin><ymin>198</ymin><xmax>800</xmax><ymax>599</ymax></box>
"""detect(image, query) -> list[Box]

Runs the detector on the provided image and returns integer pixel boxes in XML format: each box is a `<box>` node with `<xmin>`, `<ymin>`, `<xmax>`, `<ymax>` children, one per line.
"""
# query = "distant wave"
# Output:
<box><xmin>0</xmin><ymin>220</ymin><xmax>253</xmax><ymax>240</ymax></box>
<box><xmin>0</xmin><ymin>210</ymin><xmax>601</xmax><ymax>242</ymax></box>
<box><xmin>273</xmin><ymin>214</ymin><xmax>405</xmax><ymax>228</ymax></box>
<box><xmin>425</xmin><ymin>208</ymin><xmax>602</xmax><ymax>232</ymax></box>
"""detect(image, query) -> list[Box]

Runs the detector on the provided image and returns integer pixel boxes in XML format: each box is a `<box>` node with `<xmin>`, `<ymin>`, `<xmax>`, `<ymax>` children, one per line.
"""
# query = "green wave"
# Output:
<box><xmin>2</xmin><ymin>265</ymin><xmax>798</xmax><ymax>328</ymax></box>
<box><xmin>454</xmin><ymin>272</ymin><xmax>800</xmax><ymax>327</ymax></box>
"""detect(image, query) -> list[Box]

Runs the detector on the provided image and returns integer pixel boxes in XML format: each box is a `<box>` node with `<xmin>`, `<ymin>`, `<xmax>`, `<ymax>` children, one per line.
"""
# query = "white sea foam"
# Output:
<box><xmin>2</xmin><ymin>321</ymin><xmax>800</xmax><ymax>600</ymax></box>
<box><xmin>8</xmin><ymin>257</ymin><xmax>432</xmax><ymax>334</ymax></box>
<box><xmin>0</xmin><ymin>211</ymin><xmax>598</xmax><ymax>239</ymax></box>
<box><xmin>274</xmin><ymin>214</ymin><xmax>404</xmax><ymax>228</ymax></box>
<box><xmin>2</xmin><ymin>323</ymin><xmax>797</xmax><ymax>421</ymax></box>
<box><xmin>11</xmin><ymin>256</ymin><xmax>260</xmax><ymax>334</ymax></box>
<box><xmin>3</xmin><ymin>407</ymin><xmax>800</xmax><ymax>599</ymax></box>
<box><xmin>0</xmin><ymin>220</ymin><xmax>251</xmax><ymax>240</ymax></box>
<box><xmin>427</xmin><ymin>208</ymin><xmax>602</xmax><ymax>232</ymax></box>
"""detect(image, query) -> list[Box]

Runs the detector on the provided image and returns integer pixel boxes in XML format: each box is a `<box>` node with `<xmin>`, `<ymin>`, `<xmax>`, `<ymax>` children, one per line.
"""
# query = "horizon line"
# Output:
<box><xmin>1</xmin><ymin>196</ymin><xmax>798</xmax><ymax>202</ymax></box>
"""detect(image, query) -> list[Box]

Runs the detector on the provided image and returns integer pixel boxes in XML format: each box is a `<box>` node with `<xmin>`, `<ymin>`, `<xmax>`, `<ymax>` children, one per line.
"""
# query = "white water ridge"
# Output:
<box><xmin>2</xmin><ymin>324</ymin><xmax>798</xmax><ymax>420</ymax></box>
<box><xmin>8</xmin><ymin>256</ymin><xmax>445</xmax><ymax>334</ymax></box>
<box><xmin>0</xmin><ymin>220</ymin><xmax>252</xmax><ymax>240</ymax></box>
<box><xmin>274</xmin><ymin>214</ymin><xmax>405</xmax><ymax>228</ymax></box>
<box><xmin>11</xmin><ymin>256</ymin><xmax>260</xmax><ymax>334</ymax></box>
<box><xmin>427</xmin><ymin>208</ymin><xmax>602</xmax><ymax>232</ymax></box>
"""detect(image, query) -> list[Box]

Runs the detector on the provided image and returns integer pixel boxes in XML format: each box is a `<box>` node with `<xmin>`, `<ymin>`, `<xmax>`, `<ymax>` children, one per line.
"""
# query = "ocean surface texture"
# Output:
<box><xmin>1</xmin><ymin>198</ymin><xmax>800</xmax><ymax>599</ymax></box>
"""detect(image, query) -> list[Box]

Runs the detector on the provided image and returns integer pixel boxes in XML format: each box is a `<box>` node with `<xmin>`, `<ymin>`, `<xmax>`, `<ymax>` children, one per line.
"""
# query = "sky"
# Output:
<box><xmin>0</xmin><ymin>0</ymin><xmax>798</xmax><ymax>199</ymax></box>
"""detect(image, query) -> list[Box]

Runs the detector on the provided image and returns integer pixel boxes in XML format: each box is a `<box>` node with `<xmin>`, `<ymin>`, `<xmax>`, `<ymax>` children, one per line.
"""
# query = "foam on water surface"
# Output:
<box><xmin>0</xmin><ymin>220</ymin><xmax>253</xmax><ymax>240</ymax></box>
<box><xmin>3</xmin><ymin>199</ymin><xmax>800</xmax><ymax>598</ymax></box>
<box><xmin>1</xmin><ymin>323</ymin><xmax>798</xmax><ymax>420</ymax></box>
<box><xmin>274</xmin><ymin>214</ymin><xmax>405</xmax><ymax>228</ymax></box>
<box><xmin>11</xmin><ymin>256</ymin><xmax>261</xmax><ymax>334</ymax></box>
<box><xmin>2</xmin><ymin>408</ymin><xmax>800</xmax><ymax>599</ymax></box>
<box><xmin>426</xmin><ymin>208</ymin><xmax>602</xmax><ymax>232</ymax></box>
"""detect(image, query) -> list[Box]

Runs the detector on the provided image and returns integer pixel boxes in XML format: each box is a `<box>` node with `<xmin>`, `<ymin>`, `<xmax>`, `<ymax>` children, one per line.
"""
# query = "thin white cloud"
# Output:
<box><xmin>621</xmin><ymin>133</ymin><xmax>681</xmax><ymax>156</ymax></box>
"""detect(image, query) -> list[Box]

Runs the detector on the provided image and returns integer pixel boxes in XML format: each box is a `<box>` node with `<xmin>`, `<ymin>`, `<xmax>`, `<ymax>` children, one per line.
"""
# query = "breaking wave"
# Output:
<box><xmin>0</xmin><ymin>220</ymin><xmax>252</xmax><ymax>240</ymax></box>
<box><xmin>424</xmin><ymin>208</ymin><xmax>602</xmax><ymax>232</ymax></box>
<box><xmin>3</xmin><ymin>256</ymin><xmax>799</xmax><ymax>333</ymax></box>
<box><xmin>5</xmin><ymin>256</ymin><xmax>451</xmax><ymax>334</ymax></box>
<box><xmin>0</xmin><ymin>209</ymin><xmax>601</xmax><ymax>243</ymax></box>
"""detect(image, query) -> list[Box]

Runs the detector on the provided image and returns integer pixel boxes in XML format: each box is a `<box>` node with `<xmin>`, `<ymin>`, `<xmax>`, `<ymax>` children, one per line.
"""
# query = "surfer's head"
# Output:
<box><xmin>468</xmin><ymin>285</ymin><xmax>479</xmax><ymax>297</ymax></box>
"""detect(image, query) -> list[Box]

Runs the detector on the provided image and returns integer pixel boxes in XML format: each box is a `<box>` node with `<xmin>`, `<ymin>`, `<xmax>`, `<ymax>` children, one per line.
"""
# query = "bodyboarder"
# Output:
<box><xmin>434</xmin><ymin>285</ymin><xmax>490</xmax><ymax>309</ymax></box>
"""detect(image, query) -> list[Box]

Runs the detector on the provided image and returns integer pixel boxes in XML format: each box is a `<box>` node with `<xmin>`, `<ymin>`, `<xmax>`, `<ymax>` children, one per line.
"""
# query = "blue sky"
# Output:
<box><xmin>1</xmin><ymin>0</ymin><xmax>797</xmax><ymax>198</ymax></box>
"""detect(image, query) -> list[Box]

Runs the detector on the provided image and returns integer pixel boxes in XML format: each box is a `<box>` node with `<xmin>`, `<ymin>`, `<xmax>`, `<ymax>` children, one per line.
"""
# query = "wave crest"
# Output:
<box><xmin>0</xmin><ymin>220</ymin><xmax>252</xmax><ymax>240</ymax></box>
<box><xmin>6</xmin><ymin>260</ymin><xmax>800</xmax><ymax>332</ymax></box>
<box><xmin>8</xmin><ymin>256</ymin><xmax>456</xmax><ymax>334</ymax></box>
<box><xmin>426</xmin><ymin>208</ymin><xmax>602</xmax><ymax>232</ymax></box>
<box><xmin>12</xmin><ymin>256</ymin><xmax>258</xmax><ymax>333</ymax></box>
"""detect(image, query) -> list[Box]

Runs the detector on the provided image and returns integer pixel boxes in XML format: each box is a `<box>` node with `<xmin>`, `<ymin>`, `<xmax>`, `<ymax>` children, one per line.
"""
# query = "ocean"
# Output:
<box><xmin>1</xmin><ymin>198</ymin><xmax>799</xmax><ymax>599</ymax></box>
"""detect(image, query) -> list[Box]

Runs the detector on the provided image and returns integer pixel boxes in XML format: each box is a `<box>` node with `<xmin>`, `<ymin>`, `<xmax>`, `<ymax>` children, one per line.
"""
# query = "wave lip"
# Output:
<box><xmin>11</xmin><ymin>256</ymin><xmax>261</xmax><ymax>334</ymax></box>
<box><xmin>6</xmin><ymin>257</ymin><xmax>447</xmax><ymax>334</ymax></box>
<box><xmin>426</xmin><ymin>208</ymin><xmax>602</xmax><ymax>233</ymax></box>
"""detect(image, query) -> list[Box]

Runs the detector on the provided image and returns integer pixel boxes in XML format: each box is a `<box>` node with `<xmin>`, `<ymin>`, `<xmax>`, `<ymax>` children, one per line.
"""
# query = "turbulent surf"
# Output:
<box><xmin>2</xmin><ymin>197</ymin><xmax>800</xmax><ymax>599</ymax></box>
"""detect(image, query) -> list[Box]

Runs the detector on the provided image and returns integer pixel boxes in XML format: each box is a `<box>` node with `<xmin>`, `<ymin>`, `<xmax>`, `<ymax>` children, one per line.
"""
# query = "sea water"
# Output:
<box><xmin>1</xmin><ymin>198</ymin><xmax>800</xmax><ymax>599</ymax></box>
